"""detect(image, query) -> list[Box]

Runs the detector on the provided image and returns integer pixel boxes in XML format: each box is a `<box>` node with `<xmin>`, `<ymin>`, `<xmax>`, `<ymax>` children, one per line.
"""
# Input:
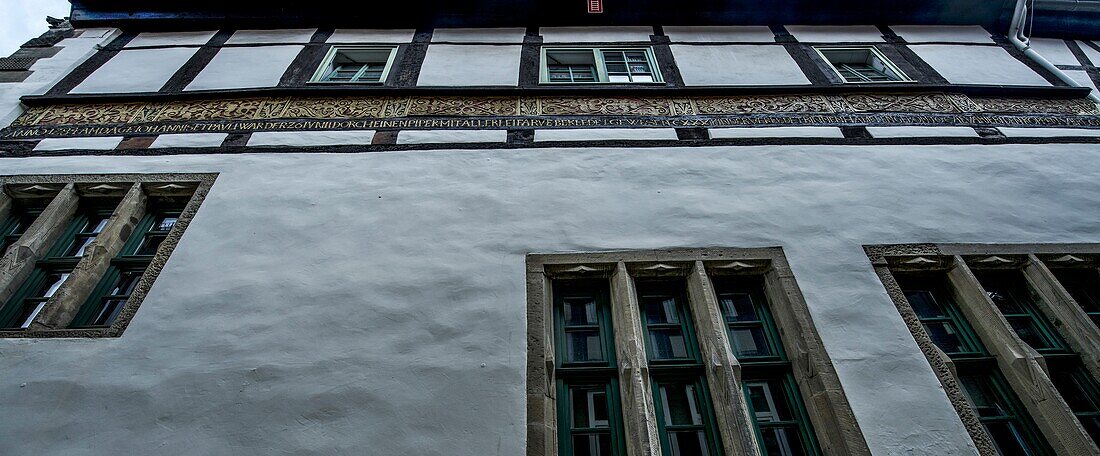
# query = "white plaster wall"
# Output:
<box><xmin>909</xmin><ymin>44</ymin><xmax>1051</xmax><ymax>86</ymax></box>
<box><xmin>327</xmin><ymin>29</ymin><xmax>416</xmax><ymax>44</ymax></box>
<box><xmin>432</xmin><ymin>28</ymin><xmax>527</xmax><ymax>43</ymax></box>
<box><xmin>0</xmin><ymin>28</ymin><xmax>120</xmax><ymax>127</ymax></box>
<box><xmin>225</xmin><ymin>29</ymin><xmax>317</xmax><ymax>44</ymax></box>
<box><xmin>6</xmin><ymin>143</ymin><xmax>1100</xmax><ymax>454</ymax></box>
<box><xmin>417</xmin><ymin>45</ymin><xmax>522</xmax><ymax>86</ymax></box>
<box><xmin>126</xmin><ymin>31</ymin><xmax>217</xmax><ymax>48</ymax></box>
<box><xmin>71</xmin><ymin>47</ymin><xmax>199</xmax><ymax>94</ymax></box>
<box><xmin>671</xmin><ymin>45</ymin><xmax>810</xmax><ymax>85</ymax></box>
<box><xmin>540</xmin><ymin>26</ymin><xmax>653</xmax><ymax>43</ymax></box>
<box><xmin>150</xmin><ymin>133</ymin><xmax>228</xmax><ymax>149</ymax></box>
<box><xmin>1078</xmin><ymin>41</ymin><xmax>1100</xmax><ymax>66</ymax></box>
<box><xmin>889</xmin><ymin>25</ymin><xmax>992</xmax><ymax>44</ymax></box>
<box><xmin>663</xmin><ymin>26</ymin><xmax>775</xmax><ymax>43</ymax></box>
<box><xmin>785</xmin><ymin>25</ymin><xmax>884</xmax><ymax>42</ymax></box>
<box><xmin>248</xmin><ymin>130</ymin><xmax>377</xmax><ymax>147</ymax></box>
<box><xmin>1027</xmin><ymin>38</ymin><xmax>1079</xmax><ymax>66</ymax></box>
<box><xmin>185</xmin><ymin>45</ymin><xmax>304</xmax><ymax>91</ymax></box>
<box><xmin>1065</xmin><ymin>70</ymin><xmax>1098</xmax><ymax>96</ymax></box>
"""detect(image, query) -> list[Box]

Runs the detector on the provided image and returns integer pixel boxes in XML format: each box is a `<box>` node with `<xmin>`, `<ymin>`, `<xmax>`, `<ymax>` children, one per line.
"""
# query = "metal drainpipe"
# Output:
<box><xmin>1008</xmin><ymin>0</ymin><xmax>1100</xmax><ymax>103</ymax></box>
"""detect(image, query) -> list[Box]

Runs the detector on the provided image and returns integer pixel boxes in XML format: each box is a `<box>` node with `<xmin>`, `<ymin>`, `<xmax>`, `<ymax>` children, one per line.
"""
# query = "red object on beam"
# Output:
<box><xmin>588</xmin><ymin>0</ymin><xmax>603</xmax><ymax>13</ymax></box>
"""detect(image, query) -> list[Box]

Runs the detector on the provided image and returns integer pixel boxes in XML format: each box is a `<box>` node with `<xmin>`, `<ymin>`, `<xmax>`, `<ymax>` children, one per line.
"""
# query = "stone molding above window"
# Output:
<box><xmin>866</xmin><ymin>243</ymin><xmax>1100</xmax><ymax>455</ymax></box>
<box><xmin>526</xmin><ymin>247</ymin><xmax>870</xmax><ymax>456</ymax></box>
<box><xmin>0</xmin><ymin>173</ymin><xmax>216</xmax><ymax>338</ymax></box>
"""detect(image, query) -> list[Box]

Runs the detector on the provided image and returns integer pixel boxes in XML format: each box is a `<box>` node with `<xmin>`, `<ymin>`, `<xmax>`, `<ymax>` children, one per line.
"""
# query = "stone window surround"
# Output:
<box><xmin>866</xmin><ymin>243</ymin><xmax>1100</xmax><ymax>456</ymax></box>
<box><xmin>526</xmin><ymin>247</ymin><xmax>870</xmax><ymax>456</ymax></box>
<box><xmin>0</xmin><ymin>173</ymin><xmax>216</xmax><ymax>338</ymax></box>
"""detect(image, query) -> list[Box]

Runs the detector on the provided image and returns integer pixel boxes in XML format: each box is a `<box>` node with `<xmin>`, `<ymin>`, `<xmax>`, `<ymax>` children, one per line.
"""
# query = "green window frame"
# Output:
<box><xmin>309</xmin><ymin>46</ymin><xmax>399</xmax><ymax>84</ymax></box>
<box><xmin>1048</xmin><ymin>268</ymin><xmax>1100</xmax><ymax>328</ymax></box>
<box><xmin>540</xmin><ymin>47</ymin><xmax>663</xmax><ymax>84</ymax></box>
<box><xmin>972</xmin><ymin>269</ymin><xmax>1068</xmax><ymax>353</ymax></box>
<box><xmin>714</xmin><ymin>277</ymin><xmax>820</xmax><ymax>456</ymax></box>
<box><xmin>70</xmin><ymin>206</ymin><xmax>180</xmax><ymax>328</ymax></box>
<box><xmin>636</xmin><ymin>279</ymin><xmax>723</xmax><ymax>456</ymax></box>
<box><xmin>0</xmin><ymin>204</ymin><xmax>118</xmax><ymax>330</ymax></box>
<box><xmin>895</xmin><ymin>272</ymin><xmax>1055</xmax><ymax>455</ymax></box>
<box><xmin>0</xmin><ymin>201</ymin><xmax>45</xmax><ymax>255</ymax></box>
<box><xmin>553</xmin><ymin>279</ymin><xmax>626</xmax><ymax>456</ymax></box>
<box><xmin>812</xmin><ymin>46</ymin><xmax>913</xmax><ymax>84</ymax></box>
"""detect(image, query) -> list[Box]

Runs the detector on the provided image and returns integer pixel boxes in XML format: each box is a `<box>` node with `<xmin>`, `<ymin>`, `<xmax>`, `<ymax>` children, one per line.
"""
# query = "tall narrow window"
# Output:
<box><xmin>0</xmin><ymin>200</ymin><xmax>46</xmax><ymax>255</ymax></box>
<box><xmin>637</xmin><ymin>280</ymin><xmax>722</xmax><ymax>456</ymax></box>
<box><xmin>714</xmin><ymin>276</ymin><xmax>820</xmax><ymax>456</ymax></box>
<box><xmin>554</xmin><ymin>280</ymin><xmax>625</xmax><ymax>456</ymax></box>
<box><xmin>895</xmin><ymin>272</ymin><xmax>1054</xmax><ymax>455</ymax></box>
<box><xmin>1048</xmin><ymin>268</ymin><xmax>1100</xmax><ymax>328</ymax></box>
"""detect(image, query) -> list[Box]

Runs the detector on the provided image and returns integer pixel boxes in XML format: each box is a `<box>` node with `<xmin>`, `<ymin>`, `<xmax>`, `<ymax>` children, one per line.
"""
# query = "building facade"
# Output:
<box><xmin>1</xmin><ymin>1</ymin><xmax>1100</xmax><ymax>455</ymax></box>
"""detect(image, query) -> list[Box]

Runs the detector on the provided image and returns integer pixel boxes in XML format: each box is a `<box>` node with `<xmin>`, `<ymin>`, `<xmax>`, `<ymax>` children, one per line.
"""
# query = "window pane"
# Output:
<box><xmin>983</xmin><ymin>421</ymin><xmax>1037</xmax><ymax>456</ymax></box>
<box><xmin>571</xmin><ymin>386</ymin><xmax>609</xmax><ymax>429</ymax></box>
<box><xmin>601</xmin><ymin>51</ymin><xmax>625</xmax><ymax>62</ymax></box>
<box><xmin>155</xmin><ymin>216</ymin><xmax>178</xmax><ymax>232</ymax></box>
<box><xmin>729</xmin><ymin>326</ymin><xmax>773</xmax><ymax>358</ymax></box>
<box><xmin>648</xmin><ymin>328</ymin><xmax>689</xmax><ymax>360</ymax></box>
<box><xmin>66</xmin><ymin>236</ymin><xmax>96</xmax><ymax>257</ymax></box>
<box><xmin>85</xmin><ymin>217</ymin><xmax>109</xmax><ymax>234</ymax></box>
<box><xmin>746</xmin><ymin>379</ymin><xmax>795</xmax><ymax>423</ymax></box>
<box><xmin>631</xmin><ymin>74</ymin><xmax>654</xmax><ymax>83</ymax></box>
<box><xmin>572</xmin><ymin>433</ymin><xmax>612</xmax><ymax>456</ymax></box>
<box><xmin>644</xmin><ymin>297</ymin><xmax>680</xmax><ymax>324</ymax></box>
<box><xmin>904</xmin><ymin>290</ymin><xmax>948</xmax><ymax>319</ymax></box>
<box><xmin>136</xmin><ymin>234</ymin><xmax>166</xmax><ymax>256</ymax></box>
<box><xmin>959</xmin><ymin>374</ymin><xmax>1011</xmax><ymax>418</ymax></box>
<box><xmin>607</xmin><ymin>75</ymin><xmax>631</xmax><ymax>83</ymax></box>
<box><xmin>922</xmin><ymin>321</ymin><xmax>967</xmax><ymax>354</ymax></box>
<box><xmin>565</xmin><ymin>330</ymin><xmax>604</xmax><ymax>363</ymax></box>
<box><xmin>605</xmin><ymin>63</ymin><xmax>628</xmax><ymax>73</ymax></box>
<box><xmin>1049</xmin><ymin>367</ymin><xmax>1100</xmax><ymax>413</ymax></box>
<box><xmin>109</xmin><ymin>271</ymin><xmax>142</xmax><ymax>297</ymax></box>
<box><xmin>1006</xmin><ymin>317</ymin><xmax>1055</xmax><ymax>350</ymax></box>
<box><xmin>669</xmin><ymin>430</ymin><xmax>708</xmax><ymax>456</ymax></box>
<box><xmin>15</xmin><ymin>300</ymin><xmax>47</xmax><ymax>329</ymax></box>
<box><xmin>659</xmin><ymin>382</ymin><xmax>704</xmax><ymax>426</ymax></box>
<box><xmin>719</xmin><ymin>292</ymin><xmax>759</xmax><ymax>322</ymax></box>
<box><xmin>565</xmin><ymin>297</ymin><xmax>599</xmax><ymax>326</ymax></box>
<box><xmin>90</xmin><ymin>299</ymin><xmax>126</xmax><ymax>327</ymax></box>
<box><xmin>1051</xmin><ymin>269</ymin><xmax>1100</xmax><ymax>315</ymax></box>
<box><xmin>760</xmin><ymin>425</ymin><xmax>808</xmax><ymax>456</ymax></box>
<box><xmin>1081</xmin><ymin>416</ymin><xmax>1100</xmax><ymax>445</ymax></box>
<box><xmin>37</xmin><ymin>273</ymin><xmax>70</xmax><ymax>298</ymax></box>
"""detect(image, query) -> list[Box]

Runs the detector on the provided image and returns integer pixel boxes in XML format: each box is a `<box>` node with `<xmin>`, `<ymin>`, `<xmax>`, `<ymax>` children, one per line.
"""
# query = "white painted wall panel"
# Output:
<box><xmin>71</xmin><ymin>47</ymin><xmax>199</xmax><ymax>94</ymax></box>
<box><xmin>397</xmin><ymin>130</ymin><xmax>507</xmax><ymax>144</ymax></box>
<box><xmin>786</xmin><ymin>25</ymin><xmax>884</xmax><ymax>42</ymax></box>
<box><xmin>327</xmin><ymin>29</ymin><xmax>416</xmax><ymax>44</ymax></box>
<box><xmin>432</xmin><ymin>28</ymin><xmax>527</xmax><ymax>43</ymax></box>
<box><xmin>908</xmin><ymin>44</ymin><xmax>1051</xmax><ymax>86</ymax></box>
<box><xmin>663</xmin><ymin>26</ymin><xmax>775</xmax><ymax>43</ymax></box>
<box><xmin>247</xmin><ymin>130</ymin><xmax>377</xmax><ymax>147</ymax></box>
<box><xmin>33</xmin><ymin>137</ymin><xmax>124</xmax><ymax>151</ymax></box>
<box><xmin>534</xmin><ymin>128</ymin><xmax>678</xmax><ymax>141</ymax></box>
<box><xmin>998</xmin><ymin>127</ymin><xmax>1100</xmax><ymax>137</ymax></box>
<box><xmin>1078</xmin><ymin>41</ymin><xmax>1100</xmax><ymax>65</ymax></box>
<box><xmin>225</xmin><ymin>29</ymin><xmax>317</xmax><ymax>44</ymax></box>
<box><xmin>417</xmin><ymin>45</ymin><xmax>522</xmax><ymax>86</ymax></box>
<box><xmin>7</xmin><ymin>143</ymin><xmax>1094</xmax><ymax>454</ymax></box>
<box><xmin>888</xmin><ymin>25</ymin><xmax>992</xmax><ymax>43</ymax></box>
<box><xmin>671</xmin><ymin>45</ymin><xmax>810</xmax><ymax>85</ymax></box>
<box><xmin>540</xmin><ymin>26</ymin><xmax>653</xmax><ymax>43</ymax></box>
<box><xmin>1027</xmin><ymin>38</ymin><xmax>1080</xmax><ymax>66</ymax></box>
<box><xmin>149</xmin><ymin>133</ymin><xmax>229</xmax><ymax>148</ymax></box>
<box><xmin>866</xmin><ymin>126</ymin><xmax>980</xmax><ymax>138</ymax></box>
<box><xmin>709</xmin><ymin>127</ymin><xmax>844</xmax><ymax>138</ymax></box>
<box><xmin>1065</xmin><ymin>70</ymin><xmax>1098</xmax><ymax>95</ymax></box>
<box><xmin>126</xmin><ymin>31</ymin><xmax>217</xmax><ymax>47</ymax></box>
<box><xmin>185</xmin><ymin>45</ymin><xmax>304</xmax><ymax>91</ymax></box>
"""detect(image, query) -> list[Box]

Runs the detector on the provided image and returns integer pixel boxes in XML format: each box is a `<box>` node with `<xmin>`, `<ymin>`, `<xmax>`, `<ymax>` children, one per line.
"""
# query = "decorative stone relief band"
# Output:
<box><xmin>3</xmin><ymin>93</ymin><xmax>1098</xmax><ymax>139</ymax></box>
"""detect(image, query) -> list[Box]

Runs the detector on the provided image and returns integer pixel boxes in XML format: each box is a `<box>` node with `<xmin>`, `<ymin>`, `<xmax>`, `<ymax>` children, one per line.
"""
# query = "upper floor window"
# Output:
<box><xmin>540</xmin><ymin>48</ymin><xmax>663</xmax><ymax>84</ymax></box>
<box><xmin>814</xmin><ymin>47</ymin><xmax>911</xmax><ymax>83</ymax></box>
<box><xmin>311</xmin><ymin>46</ymin><xmax>398</xmax><ymax>84</ymax></box>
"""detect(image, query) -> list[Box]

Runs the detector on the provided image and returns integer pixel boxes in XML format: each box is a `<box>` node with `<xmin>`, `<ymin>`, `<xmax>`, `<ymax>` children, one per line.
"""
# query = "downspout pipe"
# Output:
<box><xmin>1008</xmin><ymin>0</ymin><xmax>1100</xmax><ymax>103</ymax></box>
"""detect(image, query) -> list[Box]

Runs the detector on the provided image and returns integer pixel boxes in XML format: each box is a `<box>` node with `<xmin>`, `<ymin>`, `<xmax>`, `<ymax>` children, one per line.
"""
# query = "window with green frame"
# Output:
<box><xmin>1048</xmin><ymin>268</ymin><xmax>1100</xmax><ymax>328</ymax></box>
<box><xmin>0</xmin><ymin>200</ymin><xmax>46</xmax><ymax>255</ymax></box>
<box><xmin>0</xmin><ymin>202</ymin><xmax>118</xmax><ymax>330</ymax></box>
<box><xmin>554</xmin><ymin>279</ymin><xmax>626</xmax><ymax>456</ymax></box>
<box><xmin>69</xmin><ymin>205</ymin><xmax>180</xmax><ymax>328</ymax></box>
<box><xmin>311</xmin><ymin>46</ymin><xmax>398</xmax><ymax>84</ymax></box>
<box><xmin>895</xmin><ymin>272</ymin><xmax>1054</xmax><ymax>455</ymax></box>
<box><xmin>541</xmin><ymin>48</ymin><xmax>663</xmax><ymax>84</ymax></box>
<box><xmin>972</xmin><ymin>269</ymin><xmax>1100</xmax><ymax>445</ymax></box>
<box><xmin>636</xmin><ymin>279</ymin><xmax>723</xmax><ymax>456</ymax></box>
<box><xmin>713</xmin><ymin>276</ymin><xmax>820</xmax><ymax>456</ymax></box>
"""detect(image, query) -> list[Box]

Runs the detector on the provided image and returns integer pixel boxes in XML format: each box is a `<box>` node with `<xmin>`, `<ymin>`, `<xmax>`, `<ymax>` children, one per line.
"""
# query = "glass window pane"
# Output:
<box><xmin>571</xmin><ymin>386</ymin><xmax>609</xmax><ymax>429</ymax></box>
<box><xmin>566</xmin><ymin>330</ymin><xmax>604</xmax><ymax>363</ymax></box>
<box><xmin>729</xmin><ymin>326</ymin><xmax>773</xmax><ymax>358</ymax></box>
<box><xmin>37</xmin><ymin>273</ymin><xmax>70</xmax><ymax>298</ymax></box>
<box><xmin>904</xmin><ymin>290</ymin><xmax>948</xmax><ymax>319</ymax></box>
<box><xmin>136</xmin><ymin>234</ymin><xmax>166</xmax><ymax>256</ymax></box>
<box><xmin>565</xmin><ymin>297</ymin><xmax>599</xmax><ymax>326</ymax></box>
<box><xmin>745</xmin><ymin>379</ymin><xmax>795</xmax><ymax>423</ymax></box>
<box><xmin>1007</xmin><ymin>317</ymin><xmax>1055</xmax><ymax>350</ymax></box>
<box><xmin>16</xmin><ymin>300</ymin><xmax>47</xmax><ymax>329</ymax></box>
<box><xmin>1050</xmin><ymin>367</ymin><xmax>1100</xmax><ymax>413</ymax></box>
<box><xmin>760</xmin><ymin>425</ymin><xmax>808</xmax><ymax>456</ymax></box>
<box><xmin>959</xmin><ymin>374</ymin><xmax>1011</xmax><ymax>418</ymax></box>
<box><xmin>572</xmin><ymin>433</ymin><xmax>612</xmax><ymax>456</ymax></box>
<box><xmin>1051</xmin><ymin>269</ymin><xmax>1100</xmax><ymax>314</ymax></box>
<box><xmin>669</xmin><ymin>430</ymin><xmax>708</xmax><ymax>456</ymax></box>
<box><xmin>1081</xmin><ymin>416</ymin><xmax>1100</xmax><ymax>446</ymax></box>
<box><xmin>605</xmin><ymin>63</ymin><xmax>628</xmax><ymax>73</ymax></box>
<box><xmin>659</xmin><ymin>382</ymin><xmax>704</xmax><ymax>426</ymax></box>
<box><xmin>90</xmin><ymin>298</ymin><xmax>126</xmax><ymax>327</ymax></box>
<box><xmin>607</xmin><ymin>75</ymin><xmax>631</xmax><ymax>83</ymax></box>
<box><xmin>66</xmin><ymin>236</ymin><xmax>95</xmax><ymax>257</ymax></box>
<box><xmin>109</xmin><ymin>271</ymin><xmax>142</xmax><ymax>297</ymax></box>
<box><xmin>983</xmin><ymin>421</ymin><xmax>1037</xmax><ymax>456</ymax></box>
<box><xmin>85</xmin><ymin>217</ymin><xmax>109</xmax><ymax>234</ymax></box>
<box><xmin>648</xmin><ymin>328</ymin><xmax>689</xmax><ymax>360</ymax></box>
<box><xmin>644</xmin><ymin>297</ymin><xmax>680</xmax><ymax>324</ymax></box>
<box><xmin>155</xmin><ymin>216</ymin><xmax>178</xmax><ymax>232</ymax></box>
<box><xmin>922</xmin><ymin>321</ymin><xmax>967</xmax><ymax>354</ymax></box>
<box><xmin>719</xmin><ymin>292</ymin><xmax>759</xmax><ymax>322</ymax></box>
<box><xmin>632</xmin><ymin>74</ymin><xmax>654</xmax><ymax>83</ymax></box>
<box><xmin>601</xmin><ymin>51</ymin><xmax>626</xmax><ymax>62</ymax></box>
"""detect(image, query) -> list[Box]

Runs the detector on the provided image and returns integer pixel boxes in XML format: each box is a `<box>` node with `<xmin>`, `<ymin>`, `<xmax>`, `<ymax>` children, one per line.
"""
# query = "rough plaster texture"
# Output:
<box><xmin>71</xmin><ymin>47</ymin><xmax>200</xmax><ymax>94</ymax></box>
<box><xmin>224</xmin><ymin>29</ymin><xmax>317</xmax><ymax>45</ymax></box>
<box><xmin>125</xmin><ymin>31</ymin><xmax>217</xmax><ymax>48</ymax></box>
<box><xmin>1065</xmin><ymin>70</ymin><xmax>1098</xmax><ymax>95</ymax></box>
<box><xmin>417</xmin><ymin>45</ymin><xmax>522</xmax><ymax>86</ymax></box>
<box><xmin>708</xmin><ymin>126</ymin><xmax>844</xmax><ymax>138</ymax></box>
<box><xmin>432</xmin><ymin>28</ymin><xmax>527</xmax><ymax>43</ymax></box>
<box><xmin>888</xmin><ymin>25</ymin><xmax>992</xmax><ymax>44</ymax></box>
<box><xmin>865</xmin><ymin>126</ymin><xmax>979</xmax><ymax>138</ymax></box>
<box><xmin>149</xmin><ymin>133</ymin><xmax>229</xmax><ymax>149</ymax></box>
<box><xmin>1078</xmin><ymin>41</ymin><xmax>1100</xmax><ymax>66</ymax></box>
<box><xmin>396</xmin><ymin>129</ymin><xmax>507</xmax><ymax>144</ymax></box>
<box><xmin>326</xmin><ymin>29</ymin><xmax>416</xmax><ymax>44</ymax></box>
<box><xmin>997</xmin><ymin>127</ymin><xmax>1100</xmax><ymax>137</ymax></box>
<box><xmin>32</xmin><ymin>136</ymin><xmax>124</xmax><ymax>151</ymax></box>
<box><xmin>1026</xmin><ymin>38</ymin><xmax>1079</xmax><ymax>66</ymax></box>
<box><xmin>909</xmin><ymin>44</ymin><xmax>1051</xmax><ymax>86</ymax></box>
<box><xmin>785</xmin><ymin>25</ymin><xmax>884</xmax><ymax>42</ymax></box>
<box><xmin>671</xmin><ymin>45</ymin><xmax>810</xmax><ymax>85</ymax></box>
<box><xmin>5</xmin><ymin>143</ymin><xmax>1100</xmax><ymax>454</ymax></box>
<box><xmin>533</xmin><ymin>128</ymin><xmax>677</xmax><ymax>141</ymax></box>
<box><xmin>0</xmin><ymin>28</ymin><xmax>120</xmax><ymax>127</ymax></box>
<box><xmin>185</xmin><ymin>45</ymin><xmax>304</xmax><ymax>91</ymax></box>
<box><xmin>662</xmin><ymin>26</ymin><xmax>775</xmax><ymax>43</ymax></box>
<box><xmin>247</xmin><ymin>130</ymin><xmax>377</xmax><ymax>147</ymax></box>
<box><xmin>540</xmin><ymin>27</ymin><xmax>653</xmax><ymax>43</ymax></box>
